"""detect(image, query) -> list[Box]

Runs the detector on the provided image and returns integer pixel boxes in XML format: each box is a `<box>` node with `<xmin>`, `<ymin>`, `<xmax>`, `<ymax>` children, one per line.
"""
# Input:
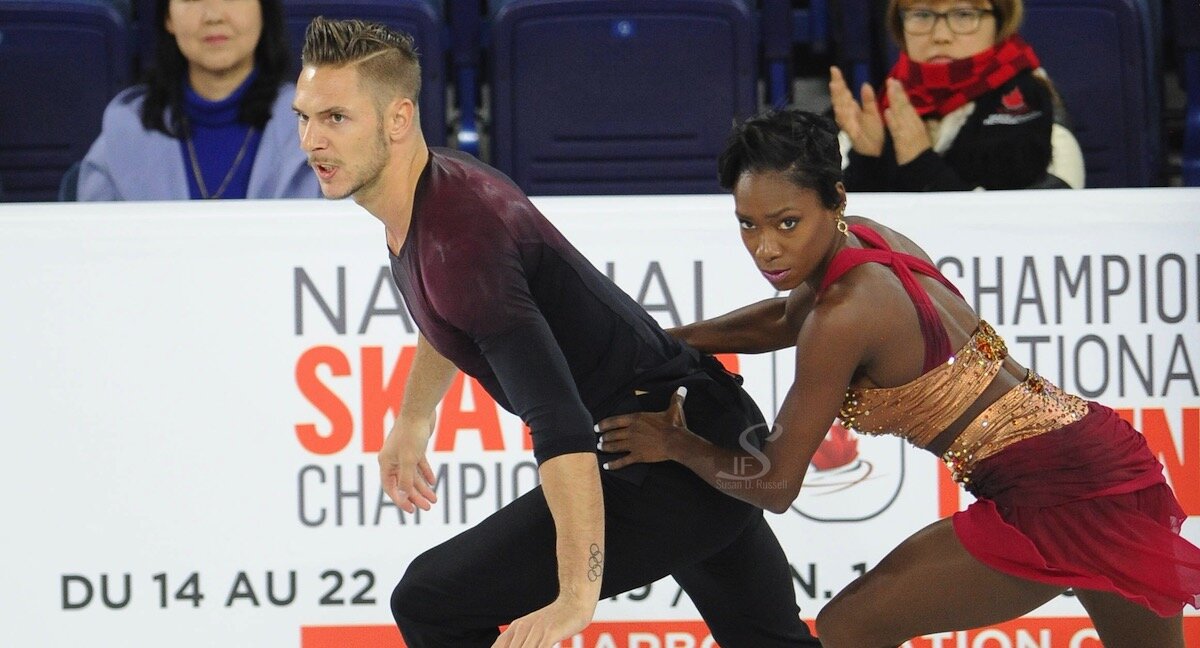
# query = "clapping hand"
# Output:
<box><xmin>829</xmin><ymin>66</ymin><xmax>885</xmax><ymax>157</ymax></box>
<box><xmin>830</xmin><ymin>69</ymin><xmax>933</xmax><ymax>167</ymax></box>
<box><xmin>882</xmin><ymin>78</ymin><xmax>933</xmax><ymax>165</ymax></box>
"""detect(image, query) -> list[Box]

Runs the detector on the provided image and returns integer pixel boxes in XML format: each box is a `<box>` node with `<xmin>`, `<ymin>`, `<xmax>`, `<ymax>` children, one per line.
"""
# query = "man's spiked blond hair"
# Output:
<box><xmin>301</xmin><ymin>17</ymin><xmax>422</xmax><ymax>110</ymax></box>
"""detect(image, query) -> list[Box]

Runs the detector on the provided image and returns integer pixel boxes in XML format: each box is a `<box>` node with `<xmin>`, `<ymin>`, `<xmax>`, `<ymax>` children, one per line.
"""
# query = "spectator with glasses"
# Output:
<box><xmin>829</xmin><ymin>0</ymin><xmax>1084</xmax><ymax>191</ymax></box>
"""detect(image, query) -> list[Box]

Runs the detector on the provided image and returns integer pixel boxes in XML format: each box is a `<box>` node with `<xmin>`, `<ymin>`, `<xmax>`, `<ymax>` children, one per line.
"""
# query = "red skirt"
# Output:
<box><xmin>952</xmin><ymin>402</ymin><xmax>1200</xmax><ymax>617</ymax></box>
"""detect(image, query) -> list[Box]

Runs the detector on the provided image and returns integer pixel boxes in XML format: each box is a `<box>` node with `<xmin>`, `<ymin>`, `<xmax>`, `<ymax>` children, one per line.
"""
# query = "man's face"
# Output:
<box><xmin>293</xmin><ymin>64</ymin><xmax>390</xmax><ymax>200</ymax></box>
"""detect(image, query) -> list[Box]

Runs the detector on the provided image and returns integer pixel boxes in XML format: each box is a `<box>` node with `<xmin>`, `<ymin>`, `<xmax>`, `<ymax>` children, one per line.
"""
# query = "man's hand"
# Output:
<box><xmin>492</xmin><ymin>594</ymin><xmax>595</xmax><ymax>648</ymax></box>
<box><xmin>380</xmin><ymin>333</ymin><xmax>455</xmax><ymax>513</ymax></box>
<box><xmin>492</xmin><ymin>452</ymin><xmax>604</xmax><ymax>647</ymax></box>
<box><xmin>378</xmin><ymin>417</ymin><xmax>438</xmax><ymax>513</ymax></box>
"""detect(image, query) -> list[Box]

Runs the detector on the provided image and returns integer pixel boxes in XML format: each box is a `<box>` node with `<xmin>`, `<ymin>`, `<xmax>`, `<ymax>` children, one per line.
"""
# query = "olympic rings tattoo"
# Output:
<box><xmin>587</xmin><ymin>543</ymin><xmax>604</xmax><ymax>582</ymax></box>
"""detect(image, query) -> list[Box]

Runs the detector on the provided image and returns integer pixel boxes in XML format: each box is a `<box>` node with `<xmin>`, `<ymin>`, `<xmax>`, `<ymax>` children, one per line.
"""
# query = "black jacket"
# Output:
<box><xmin>844</xmin><ymin>69</ymin><xmax>1070</xmax><ymax>191</ymax></box>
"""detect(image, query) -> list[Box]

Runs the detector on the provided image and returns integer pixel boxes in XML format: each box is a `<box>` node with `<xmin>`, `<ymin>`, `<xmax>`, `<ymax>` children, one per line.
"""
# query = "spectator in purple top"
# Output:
<box><xmin>78</xmin><ymin>0</ymin><xmax>316</xmax><ymax>200</ymax></box>
<box><xmin>292</xmin><ymin>16</ymin><xmax>822</xmax><ymax>648</ymax></box>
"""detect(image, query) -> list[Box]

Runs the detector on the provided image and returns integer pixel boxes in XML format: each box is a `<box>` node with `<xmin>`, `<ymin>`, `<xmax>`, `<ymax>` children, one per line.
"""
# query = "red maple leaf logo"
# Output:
<box><xmin>811</xmin><ymin>422</ymin><xmax>858</xmax><ymax>471</ymax></box>
<box><xmin>1001</xmin><ymin>87</ymin><xmax>1026</xmax><ymax>112</ymax></box>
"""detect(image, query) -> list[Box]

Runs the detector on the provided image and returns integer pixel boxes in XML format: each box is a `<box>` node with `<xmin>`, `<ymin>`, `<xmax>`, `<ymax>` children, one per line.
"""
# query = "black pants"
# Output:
<box><xmin>391</xmin><ymin>460</ymin><xmax>820</xmax><ymax>647</ymax></box>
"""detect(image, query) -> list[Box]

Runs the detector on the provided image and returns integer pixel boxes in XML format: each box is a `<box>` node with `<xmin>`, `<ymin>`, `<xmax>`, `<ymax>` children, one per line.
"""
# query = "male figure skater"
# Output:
<box><xmin>293</xmin><ymin>17</ymin><xmax>820</xmax><ymax>648</ymax></box>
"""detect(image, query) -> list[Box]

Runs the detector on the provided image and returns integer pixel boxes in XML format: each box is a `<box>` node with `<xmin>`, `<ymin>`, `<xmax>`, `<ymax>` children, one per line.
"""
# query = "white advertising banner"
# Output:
<box><xmin>1</xmin><ymin>188</ymin><xmax>1198</xmax><ymax>647</ymax></box>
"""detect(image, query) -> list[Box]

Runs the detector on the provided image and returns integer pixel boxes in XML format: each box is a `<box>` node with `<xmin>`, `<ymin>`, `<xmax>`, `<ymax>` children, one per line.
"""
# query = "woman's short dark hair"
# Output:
<box><xmin>140</xmin><ymin>0</ymin><xmax>291</xmax><ymax>137</ymax></box>
<box><xmin>717</xmin><ymin>109</ymin><xmax>844</xmax><ymax>209</ymax></box>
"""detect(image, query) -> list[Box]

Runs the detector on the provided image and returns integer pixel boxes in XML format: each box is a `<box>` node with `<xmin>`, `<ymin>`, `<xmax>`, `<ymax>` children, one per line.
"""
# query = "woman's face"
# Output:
<box><xmin>732</xmin><ymin>171</ymin><xmax>843</xmax><ymax>292</ymax></box>
<box><xmin>166</xmin><ymin>0</ymin><xmax>263</xmax><ymax>81</ymax></box>
<box><xmin>900</xmin><ymin>1</ymin><xmax>999</xmax><ymax>64</ymax></box>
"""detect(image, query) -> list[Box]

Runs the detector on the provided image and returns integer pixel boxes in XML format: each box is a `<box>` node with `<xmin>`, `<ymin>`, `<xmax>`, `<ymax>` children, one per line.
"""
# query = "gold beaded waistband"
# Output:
<box><xmin>942</xmin><ymin>372</ymin><xmax>1088</xmax><ymax>485</ymax></box>
<box><xmin>840</xmin><ymin>320</ymin><xmax>1007</xmax><ymax>448</ymax></box>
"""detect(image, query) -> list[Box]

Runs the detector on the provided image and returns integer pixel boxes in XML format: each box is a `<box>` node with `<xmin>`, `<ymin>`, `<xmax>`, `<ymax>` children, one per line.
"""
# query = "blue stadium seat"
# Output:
<box><xmin>0</xmin><ymin>0</ymin><xmax>131</xmax><ymax>202</ymax></box>
<box><xmin>58</xmin><ymin>160</ymin><xmax>82</xmax><ymax>201</ymax></box>
<box><xmin>104</xmin><ymin>0</ymin><xmax>131</xmax><ymax>19</ymax></box>
<box><xmin>132</xmin><ymin>0</ymin><xmax>154</xmax><ymax>71</ymax></box>
<box><xmin>490</xmin><ymin>0</ymin><xmax>758</xmax><ymax>195</ymax></box>
<box><xmin>447</xmin><ymin>0</ymin><xmax>484</xmax><ymax>156</ymax></box>
<box><xmin>281</xmin><ymin>1</ymin><xmax>447</xmax><ymax>146</ymax></box>
<box><xmin>1169</xmin><ymin>0</ymin><xmax>1200</xmax><ymax>186</ymax></box>
<box><xmin>1022</xmin><ymin>0</ymin><xmax>1161</xmax><ymax>187</ymax></box>
<box><xmin>488</xmin><ymin>0</ymin><xmax>815</xmax><ymax>111</ymax></box>
<box><xmin>763</xmin><ymin>0</ymin><xmax>829</xmax><ymax>107</ymax></box>
<box><xmin>830</xmin><ymin>0</ymin><xmax>875</xmax><ymax>96</ymax></box>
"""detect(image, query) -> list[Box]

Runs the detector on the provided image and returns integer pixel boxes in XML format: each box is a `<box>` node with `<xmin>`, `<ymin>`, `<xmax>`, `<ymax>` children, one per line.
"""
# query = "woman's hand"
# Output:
<box><xmin>829</xmin><ymin>66</ymin><xmax>885</xmax><ymax>157</ymax></box>
<box><xmin>596</xmin><ymin>387</ymin><xmax>690</xmax><ymax>471</ymax></box>
<box><xmin>883</xmin><ymin>78</ymin><xmax>933</xmax><ymax>165</ymax></box>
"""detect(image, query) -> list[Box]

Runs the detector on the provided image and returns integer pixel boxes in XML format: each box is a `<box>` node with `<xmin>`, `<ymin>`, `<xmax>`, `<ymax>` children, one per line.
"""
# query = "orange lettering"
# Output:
<box><xmin>360</xmin><ymin>346</ymin><xmax>418</xmax><ymax>453</ymax></box>
<box><xmin>302</xmin><ymin>617</ymin><xmax>1200</xmax><ymax>648</ymax></box>
<box><xmin>295</xmin><ymin>346</ymin><xmax>354</xmax><ymax>455</ymax></box>
<box><xmin>714</xmin><ymin>353</ymin><xmax>740</xmax><ymax>374</ymax></box>
<box><xmin>1139</xmin><ymin>408</ymin><xmax>1200</xmax><ymax>514</ymax></box>
<box><xmin>433</xmin><ymin>374</ymin><xmax>505</xmax><ymax>451</ymax></box>
<box><xmin>937</xmin><ymin>461</ymin><xmax>963</xmax><ymax>517</ymax></box>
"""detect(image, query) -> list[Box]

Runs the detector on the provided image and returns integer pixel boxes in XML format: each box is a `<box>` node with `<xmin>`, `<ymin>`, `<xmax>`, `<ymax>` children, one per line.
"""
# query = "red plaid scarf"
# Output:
<box><xmin>880</xmin><ymin>35</ymin><xmax>1040</xmax><ymax>118</ymax></box>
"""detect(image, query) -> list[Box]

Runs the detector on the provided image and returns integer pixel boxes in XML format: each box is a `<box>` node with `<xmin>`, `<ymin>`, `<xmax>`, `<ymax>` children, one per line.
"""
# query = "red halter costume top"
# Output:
<box><xmin>818</xmin><ymin>224</ymin><xmax>1086</xmax><ymax>483</ymax></box>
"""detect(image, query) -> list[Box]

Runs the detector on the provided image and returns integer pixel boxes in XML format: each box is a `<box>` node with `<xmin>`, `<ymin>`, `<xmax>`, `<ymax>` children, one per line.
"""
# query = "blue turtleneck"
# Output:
<box><xmin>179</xmin><ymin>70</ymin><xmax>264</xmax><ymax>199</ymax></box>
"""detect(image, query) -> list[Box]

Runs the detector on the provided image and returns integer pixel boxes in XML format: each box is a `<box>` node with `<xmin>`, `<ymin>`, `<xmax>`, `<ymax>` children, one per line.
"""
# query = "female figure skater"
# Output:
<box><xmin>598</xmin><ymin>109</ymin><xmax>1199</xmax><ymax>647</ymax></box>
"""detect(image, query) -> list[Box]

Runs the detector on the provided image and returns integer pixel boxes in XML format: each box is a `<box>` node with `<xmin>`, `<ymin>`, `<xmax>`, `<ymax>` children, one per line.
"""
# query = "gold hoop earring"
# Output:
<box><xmin>835</xmin><ymin>204</ymin><xmax>848</xmax><ymax>236</ymax></box>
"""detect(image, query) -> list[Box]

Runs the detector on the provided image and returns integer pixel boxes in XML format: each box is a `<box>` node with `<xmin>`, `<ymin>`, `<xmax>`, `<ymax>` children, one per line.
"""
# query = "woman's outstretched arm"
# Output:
<box><xmin>601</xmin><ymin>295</ymin><xmax>871</xmax><ymax>513</ymax></box>
<box><xmin>670</xmin><ymin>287</ymin><xmax>816</xmax><ymax>355</ymax></box>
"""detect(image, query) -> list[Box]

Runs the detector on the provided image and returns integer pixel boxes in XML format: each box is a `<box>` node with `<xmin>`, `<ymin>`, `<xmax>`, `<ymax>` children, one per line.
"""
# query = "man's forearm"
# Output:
<box><xmin>397</xmin><ymin>333</ymin><xmax>458</xmax><ymax>429</ymax></box>
<box><xmin>539</xmin><ymin>452</ymin><xmax>605</xmax><ymax>608</ymax></box>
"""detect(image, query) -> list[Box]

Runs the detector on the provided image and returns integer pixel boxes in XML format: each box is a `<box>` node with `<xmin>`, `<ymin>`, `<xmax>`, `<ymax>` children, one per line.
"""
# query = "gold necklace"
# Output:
<box><xmin>185</xmin><ymin>127</ymin><xmax>255</xmax><ymax>199</ymax></box>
